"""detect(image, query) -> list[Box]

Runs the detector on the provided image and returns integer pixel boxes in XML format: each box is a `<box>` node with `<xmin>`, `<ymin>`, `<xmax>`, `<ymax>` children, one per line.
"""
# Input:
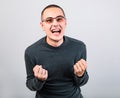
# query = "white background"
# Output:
<box><xmin>0</xmin><ymin>0</ymin><xmax>120</xmax><ymax>98</ymax></box>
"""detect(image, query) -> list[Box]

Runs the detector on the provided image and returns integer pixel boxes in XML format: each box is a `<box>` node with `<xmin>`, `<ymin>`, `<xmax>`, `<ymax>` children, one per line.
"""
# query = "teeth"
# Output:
<box><xmin>51</xmin><ymin>30</ymin><xmax>61</xmax><ymax>33</ymax></box>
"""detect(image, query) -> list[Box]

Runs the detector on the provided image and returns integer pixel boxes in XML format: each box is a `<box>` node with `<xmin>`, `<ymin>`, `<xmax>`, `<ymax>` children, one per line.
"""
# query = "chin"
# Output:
<box><xmin>51</xmin><ymin>36</ymin><xmax>63</xmax><ymax>42</ymax></box>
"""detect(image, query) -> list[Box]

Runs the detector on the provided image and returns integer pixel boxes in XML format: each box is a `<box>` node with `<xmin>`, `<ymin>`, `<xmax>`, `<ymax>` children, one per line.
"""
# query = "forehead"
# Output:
<box><xmin>42</xmin><ymin>7</ymin><xmax>64</xmax><ymax>19</ymax></box>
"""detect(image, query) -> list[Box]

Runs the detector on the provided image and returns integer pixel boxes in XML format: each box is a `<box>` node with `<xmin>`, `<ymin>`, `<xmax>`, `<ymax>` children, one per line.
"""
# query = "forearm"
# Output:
<box><xmin>26</xmin><ymin>76</ymin><xmax>45</xmax><ymax>91</ymax></box>
<box><xmin>74</xmin><ymin>71</ymin><xmax>89</xmax><ymax>87</ymax></box>
<box><xmin>25</xmin><ymin>51</ymin><xmax>45</xmax><ymax>91</ymax></box>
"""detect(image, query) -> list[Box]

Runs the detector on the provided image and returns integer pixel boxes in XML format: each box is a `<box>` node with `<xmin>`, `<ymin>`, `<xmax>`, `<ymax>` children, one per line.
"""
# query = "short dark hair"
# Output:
<box><xmin>41</xmin><ymin>4</ymin><xmax>65</xmax><ymax>20</ymax></box>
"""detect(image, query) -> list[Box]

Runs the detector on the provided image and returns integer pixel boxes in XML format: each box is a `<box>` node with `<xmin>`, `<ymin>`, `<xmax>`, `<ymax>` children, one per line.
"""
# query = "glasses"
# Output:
<box><xmin>42</xmin><ymin>15</ymin><xmax>66</xmax><ymax>24</ymax></box>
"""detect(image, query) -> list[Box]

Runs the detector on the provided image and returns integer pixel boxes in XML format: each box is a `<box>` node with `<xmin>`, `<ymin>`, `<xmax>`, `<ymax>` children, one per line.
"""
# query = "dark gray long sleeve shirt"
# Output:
<box><xmin>25</xmin><ymin>36</ymin><xmax>89</xmax><ymax>98</ymax></box>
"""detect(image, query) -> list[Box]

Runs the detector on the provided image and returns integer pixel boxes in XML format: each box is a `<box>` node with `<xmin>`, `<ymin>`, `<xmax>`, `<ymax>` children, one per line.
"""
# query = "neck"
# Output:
<box><xmin>46</xmin><ymin>37</ymin><xmax>64</xmax><ymax>47</ymax></box>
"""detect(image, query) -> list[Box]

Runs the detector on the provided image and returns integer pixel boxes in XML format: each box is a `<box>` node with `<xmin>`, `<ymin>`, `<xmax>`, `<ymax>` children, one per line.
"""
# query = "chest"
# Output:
<box><xmin>35</xmin><ymin>48</ymin><xmax>77</xmax><ymax>78</ymax></box>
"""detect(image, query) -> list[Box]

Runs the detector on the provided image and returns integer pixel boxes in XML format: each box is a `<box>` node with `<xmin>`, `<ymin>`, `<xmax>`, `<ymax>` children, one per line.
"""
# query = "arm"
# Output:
<box><xmin>73</xmin><ymin>43</ymin><xmax>89</xmax><ymax>86</ymax></box>
<box><xmin>74</xmin><ymin>69</ymin><xmax>89</xmax><ymax>87</ymax></box>
<box><xmin>24</xmin><ymin>51</ymin><xmax>46</xmax><ymax>91</ymax></box>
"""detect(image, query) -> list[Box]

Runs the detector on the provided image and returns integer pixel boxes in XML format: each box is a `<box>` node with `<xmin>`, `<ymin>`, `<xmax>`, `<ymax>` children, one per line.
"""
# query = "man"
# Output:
<box><xmin>25</xmin><ymin>4</ymin><xmax>89</xmax><ymax>98</ymax></box>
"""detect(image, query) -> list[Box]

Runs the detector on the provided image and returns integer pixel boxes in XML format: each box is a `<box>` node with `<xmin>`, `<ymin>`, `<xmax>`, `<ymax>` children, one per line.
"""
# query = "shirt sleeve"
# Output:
<box><xmin>24</xmin><ymin>50</ymin><xmax>45</xmax><ymax>91</ymax></box>
<box><xmin>74</xmin><ymin>70</ymin><xmax>89</xmax><ymax>87</ymax></box>
<box><xmin>74</xmin><ymin>42</ymin><xmax>89</xmax><ymax>87</ymax></box>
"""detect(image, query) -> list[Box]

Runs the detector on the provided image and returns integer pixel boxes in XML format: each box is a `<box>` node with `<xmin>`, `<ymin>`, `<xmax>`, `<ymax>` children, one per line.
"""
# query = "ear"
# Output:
<box><xmin>40</xmin><ymin>22</ymin><xmax>45</xmax><ymax>31</ymax></box>
<box><xmin>65</xmin><ymin>19</ymin><xmax>67</xmax><ymax>27</ymax></box>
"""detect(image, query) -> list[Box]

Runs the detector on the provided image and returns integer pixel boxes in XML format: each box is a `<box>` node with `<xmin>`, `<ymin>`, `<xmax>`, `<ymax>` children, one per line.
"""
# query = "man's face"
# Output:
<box><xmin>40</xmin><ymin>7</ymin><xmax>67</xmax><ymax>43</ymax></box>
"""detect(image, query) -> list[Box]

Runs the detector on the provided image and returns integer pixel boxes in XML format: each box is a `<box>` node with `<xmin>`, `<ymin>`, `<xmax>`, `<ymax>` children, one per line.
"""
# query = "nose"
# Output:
<box><xmin>52</xmin><ymin>19</ymin><xmax>59</xmax><ymax>26</ymax></box>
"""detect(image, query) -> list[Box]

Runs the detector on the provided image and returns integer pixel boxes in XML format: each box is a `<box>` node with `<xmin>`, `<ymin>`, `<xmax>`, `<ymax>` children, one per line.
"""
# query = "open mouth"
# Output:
<box><xmin>51</xmin><ymin>29</ymin><xmax>61</xmax><ymax>34</ymax></box>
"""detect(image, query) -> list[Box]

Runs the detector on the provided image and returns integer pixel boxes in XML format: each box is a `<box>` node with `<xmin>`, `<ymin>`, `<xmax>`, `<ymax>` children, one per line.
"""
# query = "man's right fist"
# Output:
<box><xmin>33</xmin><ymin>65</ymin><xmax>48</xmax><ymax>81</ymax></box>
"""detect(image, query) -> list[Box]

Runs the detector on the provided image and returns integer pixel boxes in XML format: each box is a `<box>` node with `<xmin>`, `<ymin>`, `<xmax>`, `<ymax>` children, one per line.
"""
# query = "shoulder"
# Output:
<box><xmin>25</xmin><ymin>37</ymin><xmax>45</xmax><ymax>55</ymax></box>
<box><xmin>65</xmin><ymin>36</ymin><xmax>86</xmax><ymax>47</ymax></box>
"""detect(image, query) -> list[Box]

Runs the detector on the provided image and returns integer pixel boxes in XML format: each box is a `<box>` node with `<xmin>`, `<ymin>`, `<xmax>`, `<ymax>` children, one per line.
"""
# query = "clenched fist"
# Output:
<box><xmin>33</xmin><ymin>65</ymin><xmax>48</xmax><ymax>81</ymax></box>
<box><xmin>74</xmin><ymin>59</ymin><xmax>87</xmax><ymax>77</ymax></box>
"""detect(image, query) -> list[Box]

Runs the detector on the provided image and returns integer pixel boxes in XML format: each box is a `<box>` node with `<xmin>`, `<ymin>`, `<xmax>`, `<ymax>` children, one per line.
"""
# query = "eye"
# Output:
<box><xmin>45</xmin><ymin>18</ymin><xmax>53</xmax><ymax>23</ymax></box>
<box><xmin>56</xmin><ymin>17</ymin><xmax>64</xmax><ymax>22</ymax></box>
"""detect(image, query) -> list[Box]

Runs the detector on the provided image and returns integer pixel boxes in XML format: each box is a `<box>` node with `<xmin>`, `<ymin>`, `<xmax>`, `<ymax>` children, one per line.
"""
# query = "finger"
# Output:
<box><xmin>38</xmin><ymin>66</ymin><xmax>43</xmax><ymax>75</ymax></box>
<box><xmin>41</xmin><ymin>69</ymin><xmax>46</xmax><ymax>75</ymax></box>
<box><xmin>78</xmin><ymin>61</ymin><xmax>85</xmax><ymax>70</ymax></box>
<box><xmin>81</xmin><ymin>59</ymin><xmax>87</xmax><ymax>68</ymax></box>
<box><xmin>40</xmin><ymin>70</ymin><xmax>48</xmax><ymax>80</ymax></box>
<box><xmin>74</xmin><ymin>63</ymin><xmax>79</xmax><ymax>71</ymax></box>
<box><xmin>43</xmin><ymin>70</ymin><xmax>48</xmax><ymax>80</ymax></box>
<box><xmin>73</xmin><ymin>65</ymin><xmax>78</xmax><ymax>74</ymax></box>
<box><xmin>33</xmin><ymin>65</ymin><xmax>39</xmax><ymax>72</ymax></box>
<box><xmin>76</xmin><ymin>62</ymin><xmax>83</xmax><ymax>72</ymax></box>
<box><xmin>76</xmin><ymin>62</ymin><xmax>80</xmax><ymax>69</ymax></box>
<box><xmin>33</xmin><ymin>65</ymin><xmax>41</xmax><ymax>77</ymax></box>
<box><xmin>45</xmin><ymin>70</ymin><xmax>48</xmax><ymax>78</ymax></box>
<box><xmin>79</xmin><ymin>59</ymin><xmax>87</xmax><ymax>69</ymax></box>
<box><xmin>74</xmin><ymin>63</ymin><xmax>82</xmax><ymax>74</ymax></box>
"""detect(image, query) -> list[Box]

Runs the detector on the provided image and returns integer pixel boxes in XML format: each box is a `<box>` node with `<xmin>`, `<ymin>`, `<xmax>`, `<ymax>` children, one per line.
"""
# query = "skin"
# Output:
<box><xmin>41</xmin><ymin>7</ymin><xmax>67</xmax><ymax>47</ymax></box>
<box><xmin>33</xmin><ymin>7</ymin><xmax>87</xmax><ymax>81</ymax></box>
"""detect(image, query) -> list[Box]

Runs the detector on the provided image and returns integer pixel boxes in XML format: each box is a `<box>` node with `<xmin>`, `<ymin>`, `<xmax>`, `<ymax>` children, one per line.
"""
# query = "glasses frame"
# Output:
<box><xmin>42</xmin><ymin>15</ymin><xmax>66</xmax><ymax>24</ymax></box>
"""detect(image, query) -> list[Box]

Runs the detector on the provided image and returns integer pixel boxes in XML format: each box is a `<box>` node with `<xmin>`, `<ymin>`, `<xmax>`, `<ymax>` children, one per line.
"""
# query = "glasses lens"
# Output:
<box><xmin>56</xmin><ymin>16</ymin><xmax>64</xmax><ymax>22</ymax></box>
<box><xmin>43</xmin><ymin>16</ymin><xmax>65</xmax><ymax>23</ymax></box>
<box><xmin>45</xmin><ymin>18</ymin><xmax>54</xmax><ymax>23</ymax></box>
